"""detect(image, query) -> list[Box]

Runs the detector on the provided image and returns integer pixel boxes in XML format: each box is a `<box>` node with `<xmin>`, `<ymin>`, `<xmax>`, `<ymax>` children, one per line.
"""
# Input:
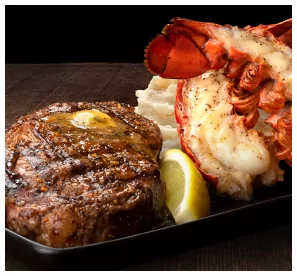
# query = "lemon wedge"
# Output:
<box><xmin>160</xmin><ymin>149</ymin><xmax>211</xmax><ymax>224</ymax></box>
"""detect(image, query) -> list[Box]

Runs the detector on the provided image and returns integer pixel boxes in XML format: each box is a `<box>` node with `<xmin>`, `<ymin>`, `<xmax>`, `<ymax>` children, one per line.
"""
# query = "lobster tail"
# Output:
<box><xmin>144</xmin><ymin>18</ymin><xmax>229</xmax><ymax>79</ymax></box>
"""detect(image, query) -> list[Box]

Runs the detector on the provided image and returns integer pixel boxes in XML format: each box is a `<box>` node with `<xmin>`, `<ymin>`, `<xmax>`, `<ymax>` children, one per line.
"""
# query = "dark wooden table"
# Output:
<box><xmin>5</xmin><ymin>63</ymin><xmax>292</xmax><ymax>271</ymax></box>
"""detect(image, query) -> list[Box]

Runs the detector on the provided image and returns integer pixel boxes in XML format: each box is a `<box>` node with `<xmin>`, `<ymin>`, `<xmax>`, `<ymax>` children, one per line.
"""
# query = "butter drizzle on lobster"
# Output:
<box><xmin>144</xmin><ymin>18</ymin><xmax>292</xmax><ymax>200</ymax></box>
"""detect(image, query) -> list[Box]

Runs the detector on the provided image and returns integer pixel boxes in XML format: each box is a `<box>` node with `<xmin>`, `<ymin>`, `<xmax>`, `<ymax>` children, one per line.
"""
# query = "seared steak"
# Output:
<box><xmin>5</xmin><ymin>101</ymin><xmax>165</xmax><ymax>248</ymax></box>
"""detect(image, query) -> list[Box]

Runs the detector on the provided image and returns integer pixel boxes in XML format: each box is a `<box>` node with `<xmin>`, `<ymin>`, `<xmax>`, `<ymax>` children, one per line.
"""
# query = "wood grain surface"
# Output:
<box><xmin>5</xmin><ymin>63</ymin><xmax>292</xmax><ymax>271</ymax></box>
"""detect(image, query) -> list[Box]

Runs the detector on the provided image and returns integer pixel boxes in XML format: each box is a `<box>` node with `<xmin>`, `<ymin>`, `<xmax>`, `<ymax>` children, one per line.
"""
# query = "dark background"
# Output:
<box><xmin>5</xmin><ymin>5</ymin><xmax>292</xmax><ymax>64</ymax></box>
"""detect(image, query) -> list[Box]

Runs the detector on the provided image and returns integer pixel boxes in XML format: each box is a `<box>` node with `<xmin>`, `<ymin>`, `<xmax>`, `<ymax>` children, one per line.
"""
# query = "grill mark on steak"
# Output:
<box><xmin>5</xmin><ymin>101</ymin><xmax>165</xmax><ymax>248</ymax></box>
<box><xmin>32</xmin><ymin>126</ymin><xmax>66</xmax><ymax>161</ymax></box>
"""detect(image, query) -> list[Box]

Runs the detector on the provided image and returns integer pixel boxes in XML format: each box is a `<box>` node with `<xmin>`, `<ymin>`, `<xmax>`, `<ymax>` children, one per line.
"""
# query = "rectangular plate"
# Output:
<box><xmin>5</xmin><ymin>163</ymin><xmax>292</xmax><ymax>271</ymax></box>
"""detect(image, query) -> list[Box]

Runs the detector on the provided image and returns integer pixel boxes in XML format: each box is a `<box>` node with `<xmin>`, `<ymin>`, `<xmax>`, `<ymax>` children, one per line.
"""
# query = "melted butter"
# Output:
<box><xmin>42</xmin><ymin>109</ymin><xmax>118</xmax><ymax>129</ymax></box>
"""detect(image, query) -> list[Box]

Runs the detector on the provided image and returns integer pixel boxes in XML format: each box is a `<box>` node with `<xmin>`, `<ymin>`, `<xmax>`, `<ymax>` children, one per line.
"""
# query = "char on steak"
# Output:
<box><xmin>5</xmin><ymin>101</ymin><xmax>165</xmax><ymax>248</ymax></box>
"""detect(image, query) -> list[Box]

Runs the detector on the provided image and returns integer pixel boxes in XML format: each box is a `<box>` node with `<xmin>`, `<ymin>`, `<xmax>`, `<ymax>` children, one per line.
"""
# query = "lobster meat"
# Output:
<box><xmin>145</xmin><ymin>18</ymin><xmax>292</xmax><ymax>200</ymax></box>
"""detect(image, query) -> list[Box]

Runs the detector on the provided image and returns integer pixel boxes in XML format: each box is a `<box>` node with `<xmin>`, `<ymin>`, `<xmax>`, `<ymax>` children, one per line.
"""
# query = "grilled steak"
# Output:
<box><xmin>5</xmin><ymin>101</ymin><xmax>165</xmax><ymax>248</ymax></box>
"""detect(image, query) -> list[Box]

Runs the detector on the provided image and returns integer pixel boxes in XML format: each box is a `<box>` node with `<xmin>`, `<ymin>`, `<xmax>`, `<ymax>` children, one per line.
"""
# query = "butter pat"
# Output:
<box><xmin>43</xmin><ymin>109</ymin><xmax>117</xmax><ymax>129</ymax></box>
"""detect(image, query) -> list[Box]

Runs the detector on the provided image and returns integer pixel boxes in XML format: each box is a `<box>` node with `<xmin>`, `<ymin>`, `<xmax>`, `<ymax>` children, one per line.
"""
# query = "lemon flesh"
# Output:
<box><xmin>160</xmin><ymin>149</ymin><xmax>211</xmax><ymax>224</ymax></box>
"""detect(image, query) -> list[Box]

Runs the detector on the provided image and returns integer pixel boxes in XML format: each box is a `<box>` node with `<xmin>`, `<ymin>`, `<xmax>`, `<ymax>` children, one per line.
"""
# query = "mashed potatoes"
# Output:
<box><xmin>135</xmin><ymin>76</ymin><xmax>181</xmax><ymax>156</ymax></box>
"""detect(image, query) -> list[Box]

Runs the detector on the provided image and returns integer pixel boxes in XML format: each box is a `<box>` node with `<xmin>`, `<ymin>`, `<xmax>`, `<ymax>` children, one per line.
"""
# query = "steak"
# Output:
<box><xmin>5</xmin><ymin>101</ymin><xmax>165</xmax><ymax>248</ymax></box>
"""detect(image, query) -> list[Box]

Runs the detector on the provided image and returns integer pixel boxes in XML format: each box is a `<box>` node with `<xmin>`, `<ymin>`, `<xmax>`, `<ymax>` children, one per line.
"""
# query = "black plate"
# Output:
<box><xmin>5</xmin><ymin>163</ymin><xmax>292</xmax><ymax>271</ymax></box>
